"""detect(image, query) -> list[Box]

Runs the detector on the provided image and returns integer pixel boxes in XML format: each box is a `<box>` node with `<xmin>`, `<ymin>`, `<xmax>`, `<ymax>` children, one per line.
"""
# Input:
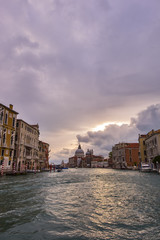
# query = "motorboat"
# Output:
<box><xmin>27</xmin><ymin>169</ymin><xmax>40</xmax><ymax>173</ymax></box>
<box><xmin>57</xmin><ymin>168</ymin><xmax>63</xmax><ymax>172</ymax></box>
<box><xmin>140</xmin><ymin>163</ymin><xmax>152</xmax><ymax>172</ymax></box>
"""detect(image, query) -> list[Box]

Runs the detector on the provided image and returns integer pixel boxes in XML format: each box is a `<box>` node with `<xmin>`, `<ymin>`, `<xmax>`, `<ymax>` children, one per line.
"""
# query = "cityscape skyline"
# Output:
<box><xmin>1</xmin><ymin>0</ymin><xmax>160</xmax><ymax>163</ymax></box>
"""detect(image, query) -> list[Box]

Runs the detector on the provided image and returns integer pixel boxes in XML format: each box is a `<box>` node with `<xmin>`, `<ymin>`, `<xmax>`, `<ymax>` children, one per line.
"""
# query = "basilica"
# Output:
<box><xmin>68</xmin><ymin>144</ymin><xmax>107</xmax><ymax>168</ymax></box>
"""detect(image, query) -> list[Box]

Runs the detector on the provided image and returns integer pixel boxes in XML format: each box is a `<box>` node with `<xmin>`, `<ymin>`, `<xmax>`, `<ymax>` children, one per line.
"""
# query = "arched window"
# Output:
<box><xmin>3</xmin><ymin>129</ymin><xmax>6</xmax><ymax>144</ymax></box>
<box><xmin>11</xmin><ymin>131</ymin><xmax>14</xmax><ymax>146</ymax></box>
<box><xmin>5</xmin><ymin>113</ymin><xmax>8</xmax><ymax>124</ymax></box>
<box><xmin>0</xmin><ymin>129</ymin><xmax>2</xmax><ymax>140</ymax></box>
<box><xmin>0</xmin><ymin>108</ymin><xmax>4</xmax><ymax>122</ymax></box>
<box><xmin>12</xmin><ymin>117</ymin><xmax>15</xmax><ymax>127</ymax></box>
<box><xmin>11</xmin><ymin>136</ymin><xmax>13</xmax><ymax>145</ymax></box>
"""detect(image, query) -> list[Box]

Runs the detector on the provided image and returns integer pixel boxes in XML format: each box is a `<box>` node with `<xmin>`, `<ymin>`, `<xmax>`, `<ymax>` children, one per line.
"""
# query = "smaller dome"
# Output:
<box><xmin>86</xmin><ymin>149</ymin><xmax>93</xmax><ymax>156</ymax></box>
<box><xmin>86</xmin><ymin>149</ymin><xmax>91</xmax><ymax>155</ymax></box>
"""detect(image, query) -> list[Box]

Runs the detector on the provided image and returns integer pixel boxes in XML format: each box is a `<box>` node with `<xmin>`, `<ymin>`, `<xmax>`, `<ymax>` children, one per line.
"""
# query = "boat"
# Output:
<box><xmin>41</xmin><ymin>169</ymin><xmax>50</xmax><ymax>172</ymax></box>
<box><xmin>57</xmin><ymin>168</ymin><xmax>63</xmax><ymax>172</ymax></box>
<box><xmin>140</xmin><ymin>163</ymin><xmax>152</xmax><ymax>172</ymax></box>
<box><xmin>27</xmin><ymin>169</ymin><xmax>40</xmax><ymax>173</ymax></box>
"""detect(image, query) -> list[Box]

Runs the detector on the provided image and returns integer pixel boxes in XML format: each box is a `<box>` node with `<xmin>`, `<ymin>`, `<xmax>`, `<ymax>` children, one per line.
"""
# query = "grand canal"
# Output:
<box><xmin>0</xmin><ymin>169</ymin><xmax>160</xmax><ymax>240</ymax></box>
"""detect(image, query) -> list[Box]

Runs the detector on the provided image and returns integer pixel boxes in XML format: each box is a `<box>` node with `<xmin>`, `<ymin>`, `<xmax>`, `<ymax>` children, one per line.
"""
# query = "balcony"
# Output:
<box><xmin>1</xmin><ymin>142</ymin><xmax>7</xmax><ymax>148</ymax></box>
<box><xmin>24</xmin><ymin>142</ymin><xmax>33</xmax><ymax>148</ymax></box>
<box><xmin>39</xmin><ymin>159</ymin><xmax>44</xmax><ymax>163</ymax></box>
<box><xmin>26</xmin><ymin>155</ymin><xmax>32</xmax><ymax>160</ymax></box>
<box><xmin>10</xmin><ymin>144</ymin><xmax>14</xmax><ymax>149</ymax></box>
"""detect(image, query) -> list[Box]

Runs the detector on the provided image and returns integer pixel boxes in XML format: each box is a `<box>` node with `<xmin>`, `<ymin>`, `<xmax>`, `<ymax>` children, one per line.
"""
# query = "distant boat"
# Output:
<box><xmin>57</xmin><ymin>168</ymin><xmax>62</xmax><ymax>172</ymax></box>
<box><xmin>140</xmin><ymin>163</ymin><xmax>152</xmax><ymax>172</ymax></box>
<box><xmin>27</xmin><ymin>169</ymin><xmax>40</xmax><ymax>173</ymax></box>
<box><xmin>41</xmin><ymin>169</ymin><xmax>50</xmax><ymax>172</ymax></box>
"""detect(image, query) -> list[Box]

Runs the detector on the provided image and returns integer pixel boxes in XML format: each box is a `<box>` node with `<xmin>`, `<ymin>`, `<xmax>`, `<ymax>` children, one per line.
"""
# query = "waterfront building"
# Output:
<box><xmin>125</xmin><ymin>143</ymin><xmax>140</xmax><ymax>168</ymax></box>
<box><xmin>38</xmin><ymin>141</ymin><xmax>50</xmax><ymax>170</ymax></box>
<box><xmin>86</xmin><ymin>149</ymin><xmax>93</xmax><ymax>167</ymax></box>
<box><xmin>68</xmin><ymin>144</ymin><xmax>85</xmax><ymax>168</ymax></box>
<box><xmin>14</xmin><ymin>120</ymin><xmax>39</xmax><ymax>171</ymax></box>
<box><xmin>112</xmin><ymin>142</ymin><xmax>140</xmax><ymax>169</ymax></box>
<box><xmin>68</xmin><ymin>156</ymin><xmax>77</xmax><ymax>168</ymax></box>
<box><xmin>108</xmin><ymin>157</ymin><xmax>113</xmax><ymax>168</ymax></box>
<box><xmin>138</xmin><ymin>134</ymin><xmax>147</xmax><ymax>163</ymax></box>
<box><xmin>68</xmin><ymin>145</ymin><xmax>105</xmax><ymax>168</ymax></box>
<box><xmin>91</xmin><ymin>155</ymin><xmax>104</xmax><ymax>168</ymax></box>
<box><xmin>0</xmin><ymin>104</ymin><xmax>18</xmax><ymax>173</ymax></box>
<box><xmin>112</xmin><ymin>143</ymin><xmax>126</xmax><ymax>169</ymax></box>
<box><xmin>60</xmin><ymin>160</ymin><xmax>65</xmax><ymax>168</ymax></box>
<box><xmin>145</xmin><ymin>129</ymin><xmax>160</xmax><ymax>165</ymax></box>
<box><xmin>103</xmin><ymin>158</ymin><xmax>109</xmax><ymax>168</ymax></box>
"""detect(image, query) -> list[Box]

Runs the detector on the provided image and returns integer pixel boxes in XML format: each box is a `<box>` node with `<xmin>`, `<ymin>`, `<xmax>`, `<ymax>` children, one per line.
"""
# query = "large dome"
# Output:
<box><xmin>75</xmin><ymin>144</ymin><xmax>84</xmax><ymax>157</ymax></box>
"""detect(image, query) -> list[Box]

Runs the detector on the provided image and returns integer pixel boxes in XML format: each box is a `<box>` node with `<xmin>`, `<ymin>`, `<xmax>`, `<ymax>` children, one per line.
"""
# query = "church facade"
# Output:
<box><xmin>68</xmin><ymin>144</ymin><xmax>106</xmax><ymax>168</ymax></box>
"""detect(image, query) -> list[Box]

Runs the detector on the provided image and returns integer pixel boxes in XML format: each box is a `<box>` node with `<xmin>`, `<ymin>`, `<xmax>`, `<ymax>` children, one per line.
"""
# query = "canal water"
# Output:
<box><xmin>0</xmin><ymin>169</ymin><xmax>160</xmax><ymax>240</ymax></box>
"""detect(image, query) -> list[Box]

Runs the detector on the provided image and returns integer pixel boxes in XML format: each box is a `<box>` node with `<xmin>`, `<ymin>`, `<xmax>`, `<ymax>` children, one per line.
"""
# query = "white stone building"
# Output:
<box><xmin>14</xmin><ymin>120</ymin><xmax>39</xmax><ymax>171</ymax></box>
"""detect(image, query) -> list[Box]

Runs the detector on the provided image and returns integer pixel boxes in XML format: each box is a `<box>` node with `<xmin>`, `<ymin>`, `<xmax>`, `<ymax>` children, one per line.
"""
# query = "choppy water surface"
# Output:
<box><xmin>0</xmin><ymin>169</ymin><xmax>160</xmax><ymax>240</ymax></box>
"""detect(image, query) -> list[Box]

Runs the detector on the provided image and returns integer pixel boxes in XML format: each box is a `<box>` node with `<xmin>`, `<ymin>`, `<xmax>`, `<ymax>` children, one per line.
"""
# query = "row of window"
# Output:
<box><xmin>145</xmin><ymin>138</ymin><xmax>157</xmax><ymax>148</ymax></box>
<box><xmin>19</xmin><ymin>148</ymin><xmax>38</xmax><ymax>157</ymax></box>
<box><xmin>146</xmin><ymin>148</ymin><xmax>158</xmax><ymax>156</ymax></box>
<box><xmin>0</xmin><ymin>160</ymin><xmax>11</xmax><ymax>165</ymax></box>
<box><xmin>1</xmin><ymin>149</ymin><xmax>13</xmax><ymax>157</ymax></box>
<box><xmin>17</xmin><ymin>122</ymin><xmax>38</xmax><ymax>136</ymax></box>
<box><xmin>0</xmin><ymin>129</ymin><xmax>14</xmax><ymax>145</ymax></box>
<box><xmin>0</xmin><ymin>110</ymin><xmax>16</xmax><ymax>127</ymax></box>
<box><xmin>15</xmin><ymin>133</ymin><xmax>38</xmax><ymax>146</ymax></box>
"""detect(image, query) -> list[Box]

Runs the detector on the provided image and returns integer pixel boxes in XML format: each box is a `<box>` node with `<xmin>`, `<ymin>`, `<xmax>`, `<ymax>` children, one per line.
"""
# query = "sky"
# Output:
<box><xmin>1</xmin><ymin>0</ymin><xmax>160</xmax><ymax>163</ymax></box>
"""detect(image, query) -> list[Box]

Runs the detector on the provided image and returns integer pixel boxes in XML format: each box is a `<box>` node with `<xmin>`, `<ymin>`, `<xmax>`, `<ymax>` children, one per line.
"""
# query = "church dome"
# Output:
<box><xmin>75</xmin><ymin>144</ymin><xmax>84</xmax><ymax>157</ymax></box>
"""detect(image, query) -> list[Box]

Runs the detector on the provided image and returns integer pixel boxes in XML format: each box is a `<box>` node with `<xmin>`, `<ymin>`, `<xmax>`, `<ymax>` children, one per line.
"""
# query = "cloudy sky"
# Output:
<box><xmin>1</xmin><ymin>0</ymin><xmax>160</xmax><ymax>163</ymax></box>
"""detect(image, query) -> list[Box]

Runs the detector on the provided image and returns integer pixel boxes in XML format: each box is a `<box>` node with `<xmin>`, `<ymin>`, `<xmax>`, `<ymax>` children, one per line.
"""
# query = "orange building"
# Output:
<box><xmin>112</xmin><ymin>142</ymin><xmax>140</xmax><ymax>169</ymax></box>
<box><xmin>125</xmin><ymin>143</ymin><xmax>140</xmax><ymax>168</ymax></box>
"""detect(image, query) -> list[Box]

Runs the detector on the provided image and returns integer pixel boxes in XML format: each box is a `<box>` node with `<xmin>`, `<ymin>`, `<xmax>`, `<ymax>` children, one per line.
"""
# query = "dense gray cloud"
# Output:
<box><xmin>131</xmin><ymin>104</ymin><xmax>160</xmax><ymax>132</ymax></box>
<box><xmin>0</xmin><ymin>0</ymin><xmax>160</xmax><ymax>162</ymax></box>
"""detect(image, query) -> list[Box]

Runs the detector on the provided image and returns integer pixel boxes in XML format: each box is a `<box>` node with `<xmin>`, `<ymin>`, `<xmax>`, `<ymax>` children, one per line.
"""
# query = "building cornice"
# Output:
<box><xmin>0</xmin><ymin>103</ymin><xmax>18</xmax><ymax>114</ymax></box>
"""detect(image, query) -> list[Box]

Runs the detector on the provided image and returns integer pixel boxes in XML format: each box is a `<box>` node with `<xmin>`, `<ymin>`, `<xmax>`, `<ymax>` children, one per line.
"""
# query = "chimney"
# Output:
<box><xmin>9</xmin><ymin>104</ymin><xmax>13</xmax><ymax>110</ymax></box>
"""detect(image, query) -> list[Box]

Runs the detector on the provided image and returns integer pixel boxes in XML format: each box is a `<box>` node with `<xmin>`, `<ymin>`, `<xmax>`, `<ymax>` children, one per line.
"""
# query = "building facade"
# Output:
<box><xmin>91</xmin><ymin>155</ymin><xmax>104</xmax><ymax>168</ymax></box>
<box><xmin>68</xmin><ymin>145</ymin><xmax>106</xmax><ymax>168</ymax></box>
<box><xmin>0</xmin><ymin>104</ymin><xmax>18</xmax><ymax>173</ymax></box>
<box><xmin>86</xmin><ymin>149</ymin><xmax>93</xmax><ymax>167</ymax></box>
<box><xmin>39</xmin><ymin>141</ymin><xmax>50</xmax><ymax>170</ymax></box>
<box><xmin>14</xmin><ymin>120</ymin><xmax>39</xmax><ymax>171</ymax></box>
<box><xmin>68</xmin><ymin>156</ymin><xmax>78</xmax><ymax>168</ymax></box>
<box><xmin>68</xmin><ymin>144</ymin><xmax>87</xmax><ymax>168</ymax></box>
<box><xmin>112</xmin><ymin>143</ymin><xmax>126</xmax><ymax>169</ymax></box>
<box><xmin>125</xmin><ymin>143</ymin><xmax>140</xmax><ymax>168</ymax></box>
<box><xmin>112</xmin><ymin>143</ymin><xmax>140</xmax><ymax>169</ymax></box>
<box><xmin>145</xmin><ymin>129</ymin><xmax>160</xmax><ymax>165</ymax></box>
<box><xmin>138</xmin><ymin>134</ymin><xmax>147</xmax><ymax>163</ymax></box>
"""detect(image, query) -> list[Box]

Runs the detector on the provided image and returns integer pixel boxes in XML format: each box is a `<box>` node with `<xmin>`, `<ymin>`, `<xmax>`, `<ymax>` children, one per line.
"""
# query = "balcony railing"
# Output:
<box><xmin>1</xmin><ymin>142</ymin><xmax>7</xmax><ymax>147</ymax></box>
<box><xmin>10</xmin><ymin>144</ymin><xmax>14</xmax><ymax>149</ymax></box>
